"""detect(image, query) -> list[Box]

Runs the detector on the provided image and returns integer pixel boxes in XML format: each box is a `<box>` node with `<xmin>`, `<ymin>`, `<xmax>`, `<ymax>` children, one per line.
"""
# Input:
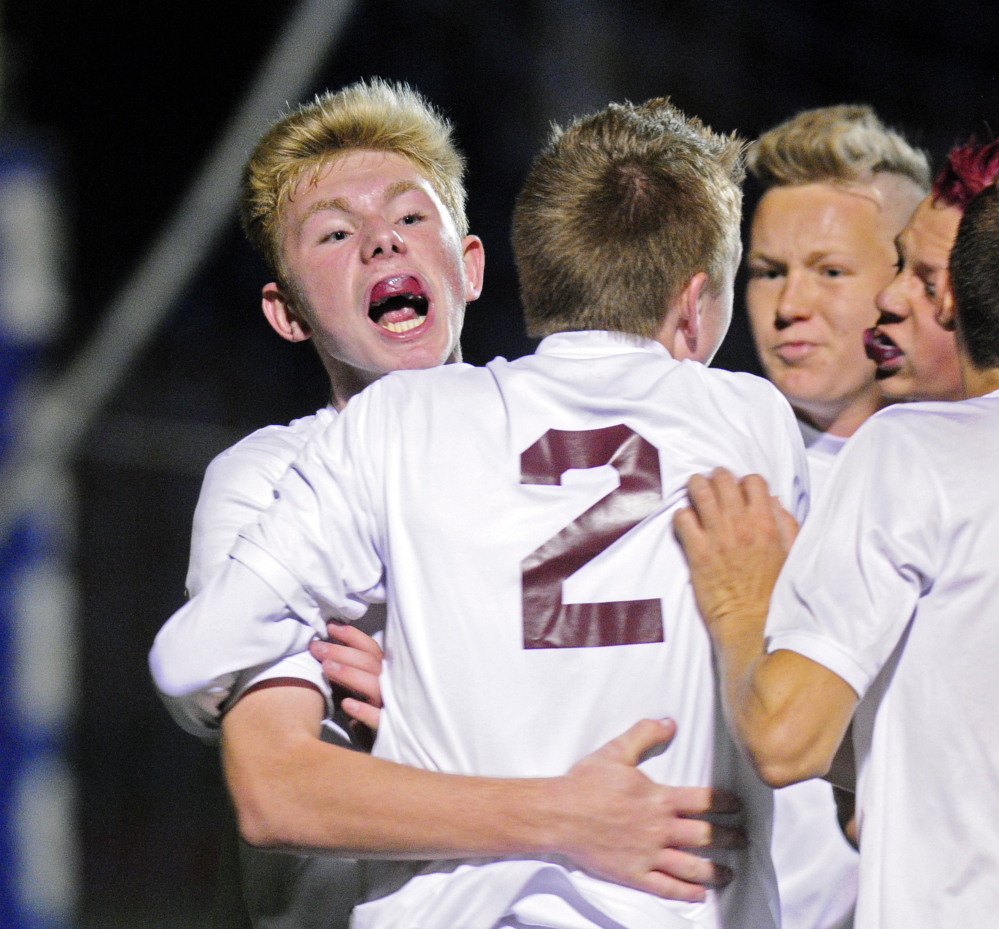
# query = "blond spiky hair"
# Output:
<box><xmin>748</xmin><ymin>104</ymin><xmax>930</xmax><ymax>191</ymax></box>
<box><xmin>240</xmin><ymin>78</ymin><xmax>467</xmax><ymax>284</ymax></box>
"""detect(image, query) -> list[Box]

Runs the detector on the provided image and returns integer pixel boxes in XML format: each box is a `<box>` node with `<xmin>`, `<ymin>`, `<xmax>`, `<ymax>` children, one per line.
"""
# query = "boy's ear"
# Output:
<box><xmin>461</xmin><ymin>235</ymin><xmax>485</xmax><ymax>303</ymax></box>
<box><xmin>659</xmin><ymin>271</ymin><xmax>708</xmax><ymax>361</ymax></box>
<box><xmin>936</xmin><ymin>273</ymin><xmax>956</xmax><ymax>331</ymax></box>
<box><xmin>262</xmin><ymin>282</ymin><xmax>312</xmax><ymax>342</ymax></box>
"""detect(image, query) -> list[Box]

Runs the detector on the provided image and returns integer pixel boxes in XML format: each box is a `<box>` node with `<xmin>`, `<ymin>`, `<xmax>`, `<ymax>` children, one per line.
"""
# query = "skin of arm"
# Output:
<box><xmin>673</xmin><ymin>468</ymin><xmax>858</xmax><ymax>789</ymax></box>
<box><xmin>221</xmin><ymin>685</ymin><xmax>745</xmax><ymax>903</ymax></box>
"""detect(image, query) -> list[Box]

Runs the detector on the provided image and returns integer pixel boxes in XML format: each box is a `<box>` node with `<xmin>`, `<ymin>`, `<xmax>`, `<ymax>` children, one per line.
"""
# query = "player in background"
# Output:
<box><xmin>675</xmin><ymin>181</ymin><xmax>999</xmax><ymax>928</ymax></box>
<box><xmin>158</xmin><ymin>83</ymin><xmax>743</xmax><ymax>927</ymax></box>
<box><xmin>743</xmin><ymin>104</ymin><xmax>928</xmax><ymax>929</ymax></box>
<box><xmin>154</xmin><ymin>97</ymin><xmax>809</xmax><ymax>928</ymax></box>
<box><xmin>865</xmin><ymin>136</ymin><xmax>999</xmax><ymax>402</ymax></box>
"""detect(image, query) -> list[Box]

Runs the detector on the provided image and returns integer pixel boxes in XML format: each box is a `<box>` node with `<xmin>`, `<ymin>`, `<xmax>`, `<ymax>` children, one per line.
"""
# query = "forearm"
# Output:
<box><xmin>221</xmin><ymin>686</ymin><xmax>565</xmax><ymax>858</ymax></box>
<box><xmin>709</xmin><ymin>614</ymin><xmax>854</xmax><ymax>787</ymax></box>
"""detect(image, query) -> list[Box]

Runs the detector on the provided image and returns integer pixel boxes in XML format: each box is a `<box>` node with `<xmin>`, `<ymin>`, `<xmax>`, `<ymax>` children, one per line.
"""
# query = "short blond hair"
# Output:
<box><xmin>241</xmin><ymin>78</ymin><xmax>468</xmax><ymax>284</ymax></box>
<box><xmin>748</xmin><ymin>104</ymin><xmax>930</xmax><ymax>191</ymax></box>
<box><xmin>513</xmin><ymin>98</ymin><xmax>745</xmax><ymax>340</ymax></box>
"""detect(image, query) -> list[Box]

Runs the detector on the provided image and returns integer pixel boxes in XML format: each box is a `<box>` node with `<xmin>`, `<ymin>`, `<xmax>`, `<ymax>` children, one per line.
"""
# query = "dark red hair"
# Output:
<box><xmin>931</xmin><ymin>136</ymin><xmax>999</xmax><ymax>210</ymax></box>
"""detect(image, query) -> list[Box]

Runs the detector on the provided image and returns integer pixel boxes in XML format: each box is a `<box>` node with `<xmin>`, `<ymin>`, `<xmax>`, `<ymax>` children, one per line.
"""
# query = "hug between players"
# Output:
<box><xmin>150</xmin><ymin>81</ymin><xmax>999</xmax><ymax>929</ymax></box>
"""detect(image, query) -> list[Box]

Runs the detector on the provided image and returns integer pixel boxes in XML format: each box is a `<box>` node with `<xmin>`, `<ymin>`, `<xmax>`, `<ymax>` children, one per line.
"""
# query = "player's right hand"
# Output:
<box><xmin>553</xmin><ymin>718</ymin><xmax>744</xmax><ymax>902</ymax></box>
<box><xmin>309</xmin><ymin>622</ymin><xmax>383</xmax><ymax>731</ymax></box>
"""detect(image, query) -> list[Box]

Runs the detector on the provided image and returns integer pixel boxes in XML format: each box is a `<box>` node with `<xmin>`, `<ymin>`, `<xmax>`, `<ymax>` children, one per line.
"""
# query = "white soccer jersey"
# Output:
<box><xmin>156</xmin><ymin>406</ymin><xmax>345</xmax><ymax>738</ymax></box>
<box><xmin>155</xmin><ymin>331</ymin><xmax>808</xmax><ymax>929</ymax></box>
<box><xmin>770</xmin><ymin>422</ymin><xmax>858</xmax><ymax>929</ymax></box>
<box><xmin>797</xmin><ymin>422</ymin><xmax>848</xmax><ymax>501</ymax></box>
<box><xmin>179</xmin><ymin>405</ymin><xmax>363</xmax><ymax>929</ymax></box>
<box><xmin>766</xmin><ymin>390</ymin><xmax>999</xmax><ymax>929</ymax></box>
<box><xmin>186</xmin><ymin>406</ymin><xmax>338</xmax><ymax>597</ymax></box>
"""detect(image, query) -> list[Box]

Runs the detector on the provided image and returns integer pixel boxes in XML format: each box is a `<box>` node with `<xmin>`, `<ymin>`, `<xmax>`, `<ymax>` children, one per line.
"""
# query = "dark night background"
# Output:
<box><xmin>1</xmin><ymin>0</ymin><xmax>995</xmax><ymax>925</ymax></box>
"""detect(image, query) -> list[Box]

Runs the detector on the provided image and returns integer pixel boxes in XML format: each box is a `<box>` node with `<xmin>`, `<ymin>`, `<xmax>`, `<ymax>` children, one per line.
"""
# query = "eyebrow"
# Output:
<box><xmin>746</xmin><ymin>249</ymin><xmax>847</xmax><ymax>266</ymax></box>
<box><xmin>296</xmin><ymin>181</ymin><xmax>427</xmax><ymax>231</ymax></box>
<box><xmin>383</xmin><ymin>179</ymin><xmax>424</xmax><ymax>201</ymax></box>
<box><xmin>298</xmin><ymin>197</ymin><xmax>351</xmax><ymax>230</ymax></box>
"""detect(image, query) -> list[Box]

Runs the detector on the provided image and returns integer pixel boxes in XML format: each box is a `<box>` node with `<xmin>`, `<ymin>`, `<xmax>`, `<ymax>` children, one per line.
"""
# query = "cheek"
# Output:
<box><xmin>912</xmin><ymin>321</ymin><xmax>957</xmax><ymax>373</ymax></box>
<box><xmin>827</xmin><ymin>298</ymin><xmax>879</xmax><ymax>349</ymax></box>
<box><xmin>746</xmin><ymin>288</ymin><xmax>777</xmax><ymax>343</ymax></box>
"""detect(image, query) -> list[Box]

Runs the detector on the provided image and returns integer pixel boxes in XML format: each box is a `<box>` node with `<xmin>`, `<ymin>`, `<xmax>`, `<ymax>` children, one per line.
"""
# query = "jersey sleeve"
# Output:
<box><xmin>185</xmin><ymin>445</ymin><xmax>285</xmax><ymax>598</ymax></box>
<box><xmin>150</xmin><ymin>560</ymin><xmax>323</xmax><ymax>736</ymax></box>
<box><xmin>765</xmin><ymin>413</ymin><xmax>943</xmax><ymax>698</ymax></box>
<box><xmin>151</xmin><ymin>394</ymin><xmax>387</xmax><ymax>738</ymax></box>
<box><xmin>232</xmin><ymin>392</ymin><xmax>388</xmax><ymax>628</ymax></box>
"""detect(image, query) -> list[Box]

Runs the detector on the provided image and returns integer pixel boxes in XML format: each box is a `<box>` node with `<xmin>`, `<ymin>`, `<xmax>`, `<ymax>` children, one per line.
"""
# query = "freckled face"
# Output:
<box><xmin>278</xmin><ymin>150</ymin><xmax>482</xmax><ymax>380</ymax></box>
<box><xmin>870</xmin><ymin>196</ymin><xmax>963</xmax><ymax>402</ymax></box>
<box><xmin>746</xmin><ymin>182</ymin><xmax>902</xmax><ymax>434</ymax></box>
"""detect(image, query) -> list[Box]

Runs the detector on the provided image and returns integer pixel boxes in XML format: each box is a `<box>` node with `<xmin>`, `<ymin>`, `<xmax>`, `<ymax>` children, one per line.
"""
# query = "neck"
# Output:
<box><xmin>325</xmin><ymin>345</ymin><xmax>464</xmax><ymax>411</ymax></box>
<box><xmin>326</xmin><ymin>359</ymin><xmax>380</xmax><ymax>412</ymax></box>
<box><xmin>960</xmin><ymin>357</ymin><xmax>999</xmax><ymax>399</ymax></box>
<box><xmin>793</xmin><ymin>387</ymin><xmax>884</xmax><ymax>438</ymax></box>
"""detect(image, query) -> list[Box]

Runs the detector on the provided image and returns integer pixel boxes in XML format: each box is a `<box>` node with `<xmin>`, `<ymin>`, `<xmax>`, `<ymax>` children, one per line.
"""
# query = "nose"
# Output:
<box><xmin>361</xmin><ymin>221</ymin><xmax>406</xmax><ymax>263</ymax></box>
<box><xmin>773</xmin><ymin>270</ymin><xmax>813</xmax><ymax>330</ymax></box>
<box><xmin>875</xmin><ymin>275</ymin><xmax>908</xmax><ymax>323</ymax></box>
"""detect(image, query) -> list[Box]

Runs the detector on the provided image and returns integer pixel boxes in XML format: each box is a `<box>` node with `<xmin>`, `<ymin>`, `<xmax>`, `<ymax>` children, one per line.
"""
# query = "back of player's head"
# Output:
<box><xmin>241</xmin><ymin>78</ymin><xmax>468</xmax><ymax>285</ymax></box>
<box><xmin>512</xmin><ymin>98</ymin><xmax>745</xmax><ymax>340</ymax></box>
<box><xmin>932</xmin><ymin>136</ymin><xmax>999</xmax><ymax>211</ymax></box>
<box><xmin>949</xmin><ymin>182</ymin><xmax>999</xmax><ymax>370</ymax></box>
<box><xmin>748</xmin><ymin>104</ymin><xmax>930</xmax><ymax>192</ymax></box>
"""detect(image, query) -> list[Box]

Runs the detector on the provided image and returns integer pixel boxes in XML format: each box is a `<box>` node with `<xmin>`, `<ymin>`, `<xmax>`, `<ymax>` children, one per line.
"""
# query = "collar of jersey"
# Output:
<box><xmin>536</xmin><ymin>330</ymin><xmax>674</xmax><ymax>360</ymax></box>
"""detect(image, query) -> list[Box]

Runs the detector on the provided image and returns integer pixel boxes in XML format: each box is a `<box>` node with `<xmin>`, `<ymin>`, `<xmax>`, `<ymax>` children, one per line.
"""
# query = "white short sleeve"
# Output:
<box><xmin>766</xmin><ymin>412</ymin><xmax>943</xmax><ymax>698</ymax></box>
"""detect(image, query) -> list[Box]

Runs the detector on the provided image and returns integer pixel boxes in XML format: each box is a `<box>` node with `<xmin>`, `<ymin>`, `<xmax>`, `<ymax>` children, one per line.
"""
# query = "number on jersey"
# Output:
<box><xmin>520</xmin><ymin>424</ymin><xmax>663</xmax><ymax>649</ymax></box>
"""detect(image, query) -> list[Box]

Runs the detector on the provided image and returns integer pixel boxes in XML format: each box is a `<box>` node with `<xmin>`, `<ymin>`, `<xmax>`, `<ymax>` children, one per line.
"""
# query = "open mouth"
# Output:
<box><xmin>863</xmin><ymin>327</ymin><xmax>903</xmax><ymax>368</ymax></box>
<box><xmin>368</xmin><ymin>275</ymin><xmax>429</xmax><ymax>334</ymax></box>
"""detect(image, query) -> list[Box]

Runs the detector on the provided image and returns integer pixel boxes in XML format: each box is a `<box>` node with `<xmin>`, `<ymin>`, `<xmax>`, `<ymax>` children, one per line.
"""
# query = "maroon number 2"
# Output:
<box><xmin>520</xmin><ymin>423</ymin><xmax>663</xmax><ymax>649</ymax></box>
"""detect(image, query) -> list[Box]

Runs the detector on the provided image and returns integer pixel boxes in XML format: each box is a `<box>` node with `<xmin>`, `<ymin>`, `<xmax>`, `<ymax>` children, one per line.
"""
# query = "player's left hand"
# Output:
<box><xmin>309</xmin><ymin>622</ymin><xmax>383</xmax><ymax>731</ymax></box>
<box><xmin>673</xmin><ymin>468</ymin><xmax>798</xmax><ymax>633</ymax></box>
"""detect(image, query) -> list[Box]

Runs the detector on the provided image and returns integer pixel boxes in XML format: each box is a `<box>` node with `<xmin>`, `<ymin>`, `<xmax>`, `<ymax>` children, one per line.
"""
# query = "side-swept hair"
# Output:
<box><xmin>949</xmin><ymin>183</ymin><xmax>999</xmax><ymax>369</ymax></box>
<box><xmin>748</xmin><ymin>104</ymin><xmax>930</xmax><ymax>191</ymax></box>
<box><xmin>513</xmin><ymin>99</ymin><xmax>745</xmax><ymax>340</ymax></box>
<box><xmin>932</xmin><ymin>136</ymin><xmax>999</xmax><ymax>210</ymax></box>
<box><xmin>241</xmin><ymin>78</ymin><xmax>467</xmax><ymax>284</ymax></box>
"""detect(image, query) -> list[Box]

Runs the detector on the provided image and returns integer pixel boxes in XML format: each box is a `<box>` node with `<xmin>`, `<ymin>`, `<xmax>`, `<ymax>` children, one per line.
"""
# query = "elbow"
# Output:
<box><xmin>227</xmin><ymin>773</ymin><xmax>301</xmax><ymax>850</ymax></box>
<box><xmin>742</xmin><ymin>721</ymin><xmax>831</xmax><ymax>789</ymax></box>
<box><xmin>753</xmin><ymin>755</ymin><xmax>827</xmax><ymax>790</ymax></box>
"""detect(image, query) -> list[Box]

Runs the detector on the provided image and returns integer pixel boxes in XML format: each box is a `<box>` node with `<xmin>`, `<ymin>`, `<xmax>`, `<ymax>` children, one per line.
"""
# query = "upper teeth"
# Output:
<box><xmin>382</xmin><ymin>318</ymin><xmax>423</xmax><ymax>333</ymax></box>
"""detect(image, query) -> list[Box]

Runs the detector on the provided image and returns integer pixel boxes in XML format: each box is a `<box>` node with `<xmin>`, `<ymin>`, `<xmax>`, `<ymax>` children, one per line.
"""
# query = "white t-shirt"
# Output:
<box><xmin>155</xmin><ymin>331</ymin><xmax>809</xmax><ymax>929</ymax></box>
<box><xmin>766</xmin><ymin>390</ymin><xmax>999</xmax><ymax>929</ymax></box>
<box><xmin>769</xmin><ymin>423</ymin><xmax>858</xmax><ymax>929</ymax></box>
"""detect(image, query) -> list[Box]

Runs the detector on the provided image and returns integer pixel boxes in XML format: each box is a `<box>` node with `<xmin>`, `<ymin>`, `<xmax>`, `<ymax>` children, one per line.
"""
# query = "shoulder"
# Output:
<box><xmin>186</xmin><ymin>408</ymin><xmax>335</xmax><ymax>596</ymax></box>
<box><xmin>205</xmin><ymin>407</ymin><xmax>336</xmax><ymax>485</ymax></box>
<box><xmin>681</xmin><ymin>364</ymin><xmax>799</xmax><ymax>434</ymax></box>
<box><xmin>693</xmin><ymin>364</ymin><xmax>788</xmax><ymax>406</ymax></box>
<box><xmin>343</xmin><ymin>363</ymin><xmax>494</xmax><ymax>418</ymax></box>
<box><xmin>847</xmin><ymin>400</ymin><xmax>962</xmax><ymax>451</ymax></box>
